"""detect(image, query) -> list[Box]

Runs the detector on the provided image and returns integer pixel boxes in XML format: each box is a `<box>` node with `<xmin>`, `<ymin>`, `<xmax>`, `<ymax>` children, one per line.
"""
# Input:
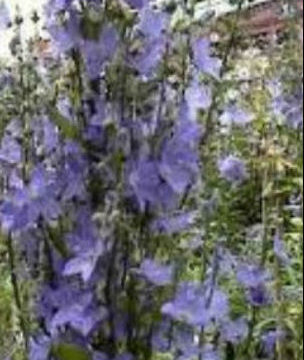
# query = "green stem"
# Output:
<box><xmin>274</xmin><ymin>193</ymin><xmax>285</xmax><ymax>359</ymax></box>
<box><xmin>72</xmin><ymin>50</ymin><xmax>86</xmax><ymax>131</ymax></box>
<box><xmin>7</xmin><ymin>233</ymin><xmax>29</xmax><ymax>355</ymax></box>
<box><xmin>104</xmin><ymin>237</ymin><xmax>119</xmax><ymax>357</ymax></box>
<box><xmin>244</xmin><ymin>306</ymin><xmax>256</xmax><ymax>358</ymax></box>
<box><xmin>200</xmin><ymin>0</ymin><xmax>244</xmax><ymax>150</ymax></box>
<box><xmin>261</xmin><ymin>166</ymin><xmax>269</xmax><ymax>266</ymax></box>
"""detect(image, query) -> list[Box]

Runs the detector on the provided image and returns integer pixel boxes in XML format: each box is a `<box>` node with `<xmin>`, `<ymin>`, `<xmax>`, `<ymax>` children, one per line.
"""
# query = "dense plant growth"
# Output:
<box><xmin>0</xmin><ymin>1</ymin><xmax>302</xmax><ymax>360</ymax></box>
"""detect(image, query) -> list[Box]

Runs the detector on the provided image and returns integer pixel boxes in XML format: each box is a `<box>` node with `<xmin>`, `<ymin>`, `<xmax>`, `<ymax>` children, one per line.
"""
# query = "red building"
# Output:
<box><xmin>241</xmin><ymin>0</ymin><xmax>303</xmax><ymax>37</ymax></box>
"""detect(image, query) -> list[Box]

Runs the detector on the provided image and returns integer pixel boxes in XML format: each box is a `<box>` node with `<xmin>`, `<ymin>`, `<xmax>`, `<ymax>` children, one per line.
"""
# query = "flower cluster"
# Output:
<box><xmin>0</xmin><ymin>1</ymin><xmax>300</xmax><ymax>360</ymax></box>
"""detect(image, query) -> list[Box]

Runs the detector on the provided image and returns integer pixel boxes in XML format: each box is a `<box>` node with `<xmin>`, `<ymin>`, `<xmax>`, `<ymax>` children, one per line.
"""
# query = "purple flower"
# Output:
<box><xmin>124</xmin><ymin>0</ymin><xmax>146</xmax><ymax>9</ymax></box>
<box><xmin>93</xmin><ymin>352</ymin><xmax>109</xmax><ymax>360</ymax></box>
<box><xmin>137</xmin><ymin>7</ymin><xmax>168</xmax><ymax>39</ymax></box>
<box><xmin>271</xmin><ymin>84</ymin><xmax>303</xmax><ymax>129</ymax></box>
<box><xmin>50</xmin><ymin>292</ymin><xmax>107</xmax><ymax>337</ymax></box>
<box><xmin>85</xmin><ymin>98</ymin><xmax>106</xmax><ymax>142</ymax></box>
<box><xmin>178</xmin><ymin>101</ymin><xmax>202</xmax><ymax>142</ymax></box>
<box><xmin>28</xmin><ymin>166</ymin><xmax>61</xmax><ymax>222</ymax></box>
<box><xmin>129</xmin><ymin>158</ymin><xmax>176</xmax><ymax>212</ymax></box>
<box><xmin>81</xmin><ymin>25</ymin><xmax>118</xmax><ymax>79</ymax></box>
<box><xmin>152</xmin><ymin>211</ymin><xmax>196</xmax><ymax>234</ymax></box>
<box><xmin>37</xmin><ymin>282</ymin><xmax>80</xmax><ymax>324</ymax></box>
<box><xmin>8</xmin><ymin>170</ymin><xmax>23</xmax><ymax>190</ymax></box>
<box><xmin>185</xmin><ymin>80</ymin><xmax>212</xmax><ymax>121</ymax></box>
<box><xmin>0</xmin><ymin>134</ymin><xmax>22</xmax><ymax>165</ymax></box>
<box><xmin>47</xmin><ymin>0</ymin><xmax>73</xmax><ymax>12</ymax></box>
<box><xmin>5</xmin><ymin>119</ymin><xmax>22</xmax><ymax>137</ymax></box>
<box><xmin>200</xmin><ymin>345</ymin><xmax>220</xmax><ymax>360</ymax></box>
<box><xmin>151</xmin><ymin>319</ymin><xmax>171</xmax><ymax>351</ymax></box>
<box><xmin>237</xmin><ymin>264</ymin><xmax>270</xmax><ymax>288</ymax></box>
<box><xmin>220</xmin><ymin>317</ymin><xmax>249</xmax><ymax>344</ymax></box>
<box><xmin>218</xmin><ymin>155</ymin><xmax>247</xmax><ymax>184</ymax></box>
<box><xmin>65</xmin><ymin>208</ymin><xmax>100</xmax><ymax>253</ymax></box>
<box><xmin>0</xmin><ymin>184</ymin><xmax>44</xmax><ymax>232</ymax></box>
<box><xmin>47</xmin><ymin>9</ymin><xmax>80</xmax><ymax>52</ymax></box>
<box><xmin>162</xmin><ymin>282</ymin><xmax>229</xmax><ymax>327</ymax></box>
<box><xmin>274</xmin><ymin>231</ymin><xmax>290</xmax><ymax>265</ymax></box>
<box><xmin>92</xmin><ymin>351</ymin><xmax>109</xmax><ymax>360</ymax></box>
<box><xmin>158</xmin><ymin>103</ymin><xmax>200</xmax><ymax>194</ymax></box>
<box><xmin>137</xmin><ymin>258</ymin><xmax>173</xmax><ymax>286</ymax></box>
<box><xmin>177</xmin><ymin>343</ymin><xmax>200</xmax><ymax>360</ymax></box>
<box><xmin>43</xmin><ymin>118</ymin><xmax>59</xmax><ymax>153</ymax></box>
<box><xmin>63</xmin><ymin>240</ymin><xmax>104</xmax><ymax>282</ymax></box>
<box><xmin>220</xmin><ymin>104</ymin><xmax>253</xmax><ymax>126</ymax></box>
<box><xmin>247</xmin><ymin>284</ymin><xmax>271</xmax><ymax>307</ymax></box>
<box><xmin>192</xmin><ymin>38</ymin><xmax>222</xmax><ymax>78</ymax></box>
<box><xmin>60</xmin><ymin>165</ymin><xmax>87</xmax><ymax>201</ymax></box>
<box><xmin>159</xmin><ymin>137</ymin><xmax>198</xmax><ymax>195</ymax></box>
<box><xmin>131</xmin><ymin>38</ymin><xmax>166</xmax><ymax>77</ymax></box>
<box><xmin>0</xmin><ymin>1</ymin><xmax>10</xmax><ymax>30</ymax></box>
<box><xmin>262</xmin><ymin>330</ymin><xmax>286</xmax><ymax>356</ymax></box>
<box><xmin>0</xmin><ymin>69</ymin><xmax>13</xmax><ymax>89</ymax></box>
<box><xmin>29</xmin><ymin>334</ymin><xmax>51</xmax><ymax>360</ymax></box>
<box><xmin>32</xmin><ymin>117</ymin><xmax>59</xmax><ymax>155</ymax></box>
<box><xmin>175</xmin><ymin>342</ymin><xmax>220</xmax><ymax>360</ymax></box>
<box><xmin>60</xmin><ymin>141</ymin><xmax>88</xmax><ymax>200</ymax></box>
<box><xmin>237</xmin><ymin>264</ymin><xmax>272</xmax><ymax>307</ymax></box>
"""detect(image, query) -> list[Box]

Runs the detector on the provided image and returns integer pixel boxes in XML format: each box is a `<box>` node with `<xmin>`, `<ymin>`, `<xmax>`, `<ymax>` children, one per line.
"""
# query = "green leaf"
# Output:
<box><xmin>51</xmin><ymin>343</ymin><xmax>92</xmax><ymax>360</ymax></box>
<box><xmin>262</xmin><ymin>182</ymin><xmax>273</xmax><ymax>198</ymax></box>
<box><xmin>152</xmin><ymin>353</ymin><xmax>173</xmax><ymax>360</ymax></box>
<box><xmin>49</xmin><ymin>108</ymin><xmax>79</xmax><ymax>140</ymax></box>
<box><xmin>290</xmin><ymin>217</ymin><xmax>303</xmax><ymax>228</ymax></box>
<box><xmin>47</xmin><ymin>225</ymin><xmax>70</xmax><ymax>258</ymax></box>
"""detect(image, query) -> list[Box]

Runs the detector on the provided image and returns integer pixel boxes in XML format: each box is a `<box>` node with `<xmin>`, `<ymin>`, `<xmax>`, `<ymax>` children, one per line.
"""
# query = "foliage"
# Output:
<box><xmin>0</xmin><ymin>1</ymin><xmax>302</xmax><ymax>360</ymax></box>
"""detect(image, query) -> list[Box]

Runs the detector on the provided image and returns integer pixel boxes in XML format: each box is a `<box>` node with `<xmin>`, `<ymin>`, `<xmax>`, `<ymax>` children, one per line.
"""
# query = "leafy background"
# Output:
<box><xmin>0</xmin><ymin>0</ymin><xmax>302</xmax><ymax>359</ymax></box>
